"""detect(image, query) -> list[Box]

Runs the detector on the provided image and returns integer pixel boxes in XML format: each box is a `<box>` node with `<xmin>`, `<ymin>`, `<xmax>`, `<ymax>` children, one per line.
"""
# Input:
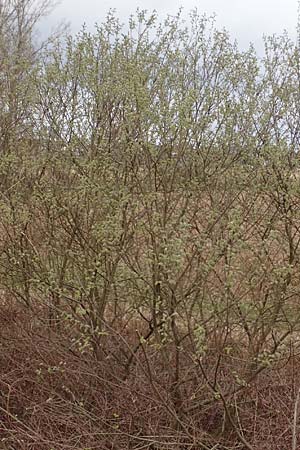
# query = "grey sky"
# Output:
<box><xmin>43</xmin><ymin>0</ymin><xmax>299</xmax><ymax>52</ymax></box>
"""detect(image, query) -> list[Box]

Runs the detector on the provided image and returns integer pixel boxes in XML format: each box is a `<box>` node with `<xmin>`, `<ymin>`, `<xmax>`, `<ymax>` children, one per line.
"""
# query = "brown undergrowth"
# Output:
<box><xmin>0</xmin><ymin>302</ymin><xmax>299</xmax><ymax>450</ymax></box>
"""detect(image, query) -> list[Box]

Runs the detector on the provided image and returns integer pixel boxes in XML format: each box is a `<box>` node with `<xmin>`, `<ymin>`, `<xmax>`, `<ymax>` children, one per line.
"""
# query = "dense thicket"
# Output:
<box><xmin>1</xmin><ymin>2</ymin><xmax>300</xmax><ymax>449</ymax></box>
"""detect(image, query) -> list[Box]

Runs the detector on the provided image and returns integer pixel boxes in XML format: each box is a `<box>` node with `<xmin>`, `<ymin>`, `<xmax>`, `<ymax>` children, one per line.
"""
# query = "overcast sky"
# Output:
<box><xmin>43</xmin><ymin>0</ymin><xmax>299</xmax><ymax>52</ymax></box>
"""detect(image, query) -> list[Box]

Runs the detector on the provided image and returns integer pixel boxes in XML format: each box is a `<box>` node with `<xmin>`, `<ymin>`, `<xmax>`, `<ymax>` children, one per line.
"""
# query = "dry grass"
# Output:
<box><xmin>0</xmin><ymin>301</ymin><xmax>299</xmax><ymax>450</ymax></box>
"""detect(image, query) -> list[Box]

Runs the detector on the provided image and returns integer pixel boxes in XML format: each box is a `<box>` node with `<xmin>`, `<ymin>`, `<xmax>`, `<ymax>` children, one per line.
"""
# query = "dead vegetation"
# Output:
<box><xmin>0</xmin><ymin>302</ymin><xmax>300</xmax><ymax>450</ymax></box>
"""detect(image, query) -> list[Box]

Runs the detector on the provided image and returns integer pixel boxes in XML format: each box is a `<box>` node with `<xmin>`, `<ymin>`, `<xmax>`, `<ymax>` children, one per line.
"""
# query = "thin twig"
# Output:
<box><xmin>292</xmin><ymin>387</ymin><xmax>300</xmax><ymax>450</ymax></box>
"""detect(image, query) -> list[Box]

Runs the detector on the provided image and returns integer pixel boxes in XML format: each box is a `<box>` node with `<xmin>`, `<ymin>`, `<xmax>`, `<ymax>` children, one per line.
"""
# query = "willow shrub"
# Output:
<box><xmin>2</xmin><ymin>8</ymin><xmax>300</xmax><ymax>447</ymax></box>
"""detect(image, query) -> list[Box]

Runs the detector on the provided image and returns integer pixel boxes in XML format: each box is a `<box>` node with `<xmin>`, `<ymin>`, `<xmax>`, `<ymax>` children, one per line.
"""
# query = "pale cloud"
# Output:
<box><xmin>42</xmin><ymin>0</ymin><xmax>298</xmax><ymax>52</ymax></box>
